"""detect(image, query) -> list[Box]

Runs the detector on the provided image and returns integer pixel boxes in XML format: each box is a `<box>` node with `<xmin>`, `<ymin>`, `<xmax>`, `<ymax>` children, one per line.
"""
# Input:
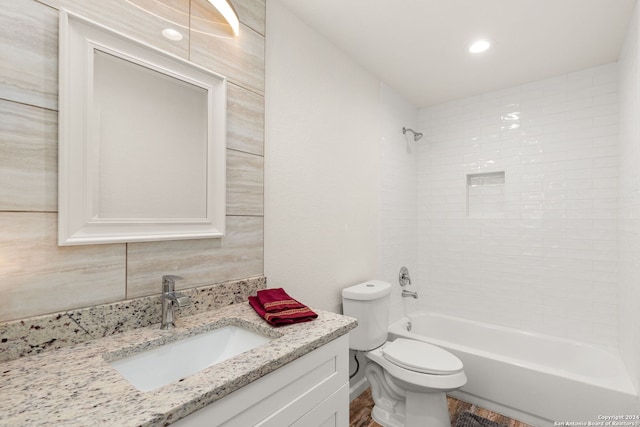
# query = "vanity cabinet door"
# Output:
<box><xmin>172</xmin><ymin>334</ymin><xmax>349</xmax><ymax>427</ymax></box>
<box><xmin>290</xmin><ymin>383</ymin><xmax>349</xmax><ymax>427</ymax></box>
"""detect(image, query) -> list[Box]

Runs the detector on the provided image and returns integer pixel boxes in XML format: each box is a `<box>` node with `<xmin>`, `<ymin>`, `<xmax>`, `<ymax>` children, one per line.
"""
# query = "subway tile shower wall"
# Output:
<box><xmin>417</xmin><ymin>63</ymin><xmax>619</xmax><ymax>346</ymax></box>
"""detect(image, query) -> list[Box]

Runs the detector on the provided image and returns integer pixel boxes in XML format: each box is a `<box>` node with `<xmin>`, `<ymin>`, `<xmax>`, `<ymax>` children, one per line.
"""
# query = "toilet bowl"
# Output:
<box><xmin>342</xmin><ymin>280</ymin><xmax>466</xmax><ymax>427</ymax></box>
<box><xmin>365</xmin><ymin>338</ymin><xmax>466</xmax><ymax>427</ymax></box>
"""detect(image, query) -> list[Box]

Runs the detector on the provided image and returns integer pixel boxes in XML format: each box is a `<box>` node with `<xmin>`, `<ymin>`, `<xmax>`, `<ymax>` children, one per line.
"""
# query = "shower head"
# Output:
<box><xmin>402</xmin><ymin>127</ymin><xmax>423</xmax><ymax>142</ymax></box>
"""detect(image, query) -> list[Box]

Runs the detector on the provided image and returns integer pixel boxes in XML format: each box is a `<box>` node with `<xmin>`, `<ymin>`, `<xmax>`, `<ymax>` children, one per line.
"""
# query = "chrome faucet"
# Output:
<box><xmin>161</xmin><ymin>275</ymin><xmax>191</xmax><ymax>330</ymax></box>
<box><xmin>402</xmin><ymin>289</ymin><xmax>418</xmax><ymax>299</ymax></box>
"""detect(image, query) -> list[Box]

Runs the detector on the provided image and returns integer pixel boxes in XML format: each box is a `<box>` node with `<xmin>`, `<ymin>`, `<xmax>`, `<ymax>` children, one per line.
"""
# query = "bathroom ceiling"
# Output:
<box><xmin>276</xmin><ymin>0</ymin><xmax>637</xmax><ymax>108</ymax></box>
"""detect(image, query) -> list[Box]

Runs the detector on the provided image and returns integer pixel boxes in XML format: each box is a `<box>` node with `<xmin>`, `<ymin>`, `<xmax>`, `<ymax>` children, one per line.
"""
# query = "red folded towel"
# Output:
<box><xmin>248</xmin><ymin>289</ymin><xmax>317</xmax><ymax>326</ymax></box>
<box><xmin>257</xmin><ymin>287</ymin><xmax>306</xmax><ymax>312</ymax></box>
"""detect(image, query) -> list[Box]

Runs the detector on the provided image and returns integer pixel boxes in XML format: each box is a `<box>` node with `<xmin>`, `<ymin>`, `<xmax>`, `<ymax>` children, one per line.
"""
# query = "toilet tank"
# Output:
<box><xmin>341</xmin><ymin>280</ymin><xmax>391</xmax><ymax>351</ymax></box>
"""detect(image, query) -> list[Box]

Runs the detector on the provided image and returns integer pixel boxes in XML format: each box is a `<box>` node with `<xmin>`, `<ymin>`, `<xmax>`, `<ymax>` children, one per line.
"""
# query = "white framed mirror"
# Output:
<box><xmin>58</xmin><ymin>11</ymin><xmax>226</xmax><ymax>245</ymax></box>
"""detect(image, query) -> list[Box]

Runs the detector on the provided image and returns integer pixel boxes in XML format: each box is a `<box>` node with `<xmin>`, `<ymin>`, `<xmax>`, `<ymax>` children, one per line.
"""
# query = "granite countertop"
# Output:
<box><xmin>0</xmin><ymin>303</ymin><xmax>357</xmax><ymax>426</ymax></box>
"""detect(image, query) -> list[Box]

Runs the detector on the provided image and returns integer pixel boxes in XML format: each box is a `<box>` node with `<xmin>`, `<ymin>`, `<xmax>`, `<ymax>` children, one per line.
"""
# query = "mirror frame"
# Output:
<box><xmin>58</xmin><ymin>11</ymin><xmax>226</xmax><ymax>246</ymax></box>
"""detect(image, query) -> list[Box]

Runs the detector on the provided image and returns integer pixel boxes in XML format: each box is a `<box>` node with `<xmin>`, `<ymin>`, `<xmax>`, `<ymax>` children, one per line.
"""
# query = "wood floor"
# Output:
<box><xmin>349</xmin><ymin>388</ymin><xmax>534</xmax><ymax>427</ymax></box>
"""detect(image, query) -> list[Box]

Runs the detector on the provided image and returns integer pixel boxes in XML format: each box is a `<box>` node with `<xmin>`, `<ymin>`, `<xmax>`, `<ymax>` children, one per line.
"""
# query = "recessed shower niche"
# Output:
<box><xmin>466</xmin><ymin>171</ymin><xmax>506</xmax><ymax>218</ymax></box>
<box><xmin>58</xmin><ymin>11</ymin><xmax>227</xmax><ymax>245</ymax></box>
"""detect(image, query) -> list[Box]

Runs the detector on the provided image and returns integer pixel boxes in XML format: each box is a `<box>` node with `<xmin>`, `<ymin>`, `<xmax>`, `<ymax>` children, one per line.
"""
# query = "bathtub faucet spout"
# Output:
<box><xmin>401</xmin><ymin>290</ymin><xmax>418</xmax><ymax>299</ymax></box>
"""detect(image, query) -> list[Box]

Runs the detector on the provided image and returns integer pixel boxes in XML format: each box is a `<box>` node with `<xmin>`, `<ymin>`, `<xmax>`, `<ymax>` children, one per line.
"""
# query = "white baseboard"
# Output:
<box><xmin>349</xmin><ymin>377</ymin><xmax>369</xmax><ymax>402</ymax></box>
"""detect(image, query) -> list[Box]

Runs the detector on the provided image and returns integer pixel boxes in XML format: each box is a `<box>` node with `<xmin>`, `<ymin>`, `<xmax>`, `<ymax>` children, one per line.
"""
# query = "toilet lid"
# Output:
<box><xmin>382</xmin><ymin>338</ymin><xmax>463</xmax><ymax>375</ymax></box>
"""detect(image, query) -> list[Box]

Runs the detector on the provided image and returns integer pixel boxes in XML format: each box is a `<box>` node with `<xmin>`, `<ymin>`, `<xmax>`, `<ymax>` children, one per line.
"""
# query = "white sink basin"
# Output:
<box><xmin>108</xmin><ymin>325</ymin><xmax>272</xmax><ymax>392</ymax></box>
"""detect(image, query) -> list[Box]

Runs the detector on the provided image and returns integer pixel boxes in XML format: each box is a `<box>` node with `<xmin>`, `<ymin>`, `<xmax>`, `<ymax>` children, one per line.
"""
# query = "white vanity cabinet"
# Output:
<box><xmin>172</xmin><ymin>334</ymin><xmax>350</xmax><ymax>427</ymax></box>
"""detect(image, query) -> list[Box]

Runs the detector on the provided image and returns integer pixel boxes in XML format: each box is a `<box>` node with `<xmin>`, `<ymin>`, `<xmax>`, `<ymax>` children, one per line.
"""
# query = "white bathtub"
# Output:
<box><xmin>388</xmin><ymin>313</ymin><xmax>639</xmax><ymax>426</ymax></box>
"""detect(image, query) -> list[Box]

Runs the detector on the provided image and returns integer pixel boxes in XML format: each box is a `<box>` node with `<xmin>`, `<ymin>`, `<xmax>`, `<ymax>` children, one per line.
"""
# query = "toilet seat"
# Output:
<box><xmin>382</xmin><ymin>338</ymin><xmax>463</xmax><ymax>375</ymax></box>
<box><xmin>366</xmin><ymin>342</ymin><xmax>467</xmax><ymax>392</ymax></box>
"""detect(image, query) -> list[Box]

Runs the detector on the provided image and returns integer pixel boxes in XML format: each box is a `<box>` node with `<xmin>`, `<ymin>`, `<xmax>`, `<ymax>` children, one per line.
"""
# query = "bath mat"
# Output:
<box><xmin>455</xmin><ymin>411</ymin><xmax>507</xmax><ymax>427</ymax></box>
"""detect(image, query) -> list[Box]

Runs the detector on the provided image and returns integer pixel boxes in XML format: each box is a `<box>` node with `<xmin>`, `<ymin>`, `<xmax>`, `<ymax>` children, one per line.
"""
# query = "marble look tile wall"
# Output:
<box><xmin>0</xmin><ymin>213</ymin><xmax>126</xmax><ymax>321</ymax></box>
<box><xmin>0</xmin><ymin>1</ymin><xmax>58</xmax><ymax>110</ymax></box>
<box><xmin>228</xmin><ymin>83</ymin><xmax>265</xmax><ymax>155</ymax></box>
<box><xmin>227</xmin><ymin>150</ymin><xmax>264</xmax><ymax>216</ymax></box>
<box><xmin>190</xmin><ymin>0</ymin><xmax>265</xmax><ymax>95</ymax></box>
<box><xmin>0</xmin><ymin>0</ymin><xmax>265</xmax><ymax>323</ymax></box>
<box><xmin>37</xmin><ymin>0</ymin><xmax>191</xmax><ymax>60</ymax></box>
<box><xmin>126</xmin><ymin>216</ymin><xmax>263</xmax><ymax>298</ymax></box>
<box><xmin>232</xmin><ymin>0</ymin><xmax>266</xmax><ymax>35</ymax></box>
<box><xmin>0</xmin><ymin>100</ymin><xmax>57</xmax><ymax>211</ymax></box>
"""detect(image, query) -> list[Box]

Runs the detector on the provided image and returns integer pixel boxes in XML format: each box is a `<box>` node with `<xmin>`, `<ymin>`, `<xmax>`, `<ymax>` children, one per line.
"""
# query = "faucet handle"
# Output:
<box><xmin>174</xmin><ymin>293</ymin><xmax>192</xmax><ymax>307</ymax></box>
<box><xmin>162</xmin><ymin>275</ymin><xmax>183</xmax><ymax>292</ymax></box>
<box><xmin>399</xmin><ymin>266</ymin><xmax>411</xmax><ymax>287</ymax></box>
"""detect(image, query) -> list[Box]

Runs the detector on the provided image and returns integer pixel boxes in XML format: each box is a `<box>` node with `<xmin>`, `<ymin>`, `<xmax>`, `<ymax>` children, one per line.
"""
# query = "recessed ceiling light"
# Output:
<box><xmin>469</xmin><ymin>39</ymin><xmax>491</xmax><ymax>54</ymax></box>
<box><xmin>162</xmin><ymin>28</ymin><xmax>183</xmax><ymax>41</ymax></box>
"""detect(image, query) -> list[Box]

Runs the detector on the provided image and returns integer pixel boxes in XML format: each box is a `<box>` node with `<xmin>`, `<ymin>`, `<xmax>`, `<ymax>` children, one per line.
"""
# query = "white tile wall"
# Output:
<box><xmin>618</xmin><ymin>2</ymin><xmax>640</xmax><ymax>398</ymax></box>
<box><xmin>417</xmin><ymin>63</ymin><xmax>619</xmax><ymax>346</ymax></box>
<box><xmin>379</xmin><ymin>83</ymin><xmax>419</xmax><ymax>324</ymax></box>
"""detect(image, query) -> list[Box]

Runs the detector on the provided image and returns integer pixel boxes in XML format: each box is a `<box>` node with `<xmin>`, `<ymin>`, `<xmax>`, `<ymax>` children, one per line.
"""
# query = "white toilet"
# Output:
<box><xmin>342</xmin><ymin>280</ymin><xmax>466</xmax><ymax>427</ymax></box>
